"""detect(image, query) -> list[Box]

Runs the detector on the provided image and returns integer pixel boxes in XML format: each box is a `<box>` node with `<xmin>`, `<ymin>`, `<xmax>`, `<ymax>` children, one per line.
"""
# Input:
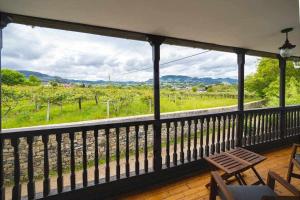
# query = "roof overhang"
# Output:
<box><xmin>0</xmin><ymin>0</ymin><xmax>300</xmax><ymax>58</ymax></box>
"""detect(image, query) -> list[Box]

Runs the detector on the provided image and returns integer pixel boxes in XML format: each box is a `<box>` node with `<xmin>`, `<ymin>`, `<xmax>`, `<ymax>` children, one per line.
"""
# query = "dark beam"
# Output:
<box><xmin>0</xmin><ymin>12</ymin><xmax>12</xmax><ymax>200</ymax></box>
<box><xmin>3</xmin><ymin>12</ymin><xmax>300</xmax><ymax>60</ymax></box>
<box><xmin>279</xmin><ymin>56</ymin><xmax>286</xmax><ymax>108</ymax></box>
<box><xmin>235</xmin><ymin>48</ymin><xmax>247</xmax><ymax>147</ymax></box>
<box><xmin>147</xmin><ymin>35</ymin><xmax>165</xmax><ymax>171</ymax></box>
<box><xmin>278</xmin><ymin>56</ymin><xmax>286</xmax><ymax>139</ymax></box>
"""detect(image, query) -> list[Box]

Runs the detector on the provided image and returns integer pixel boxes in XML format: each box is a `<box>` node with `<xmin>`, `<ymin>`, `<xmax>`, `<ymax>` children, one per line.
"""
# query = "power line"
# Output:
<box><xmin>118</xmin><ymin>50</ymin><xmax>211</xmax><ymax>76</ymax></box>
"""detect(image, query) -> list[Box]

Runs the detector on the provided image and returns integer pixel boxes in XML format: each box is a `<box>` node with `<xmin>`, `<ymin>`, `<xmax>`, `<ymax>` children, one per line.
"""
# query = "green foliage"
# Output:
<box><xmin>246</xmin><ymin>58</ymin><xmax>300</xmax><ymax>106</ymax></box>
<box><xmin>1</xmin><ymin>84</ymin><xmax>259</xmax><ymax>129</ymax></box>
<box><xmin>206</xmin><ymin>83</ymin><xmax>237</xmax><ymax>93</ymax></box>
<box><xmin>49</xmin><ymin>81</ymin><xmax>59</xmax><ymax>87</ymax></box>
<box><xmin>1</xmin><ymin>69</ymin><xmax>26</xmax><ymax>85</ymax></box>
<box><xmin>28</xmin><ymin>75</ymin><xmax>41</xmax><ymax>86</ymax></box>
<box><xmin>191</xmin><ymin>86</ymin><xmax>197</xmax><ymax>92</ymax></box>
<box><xmin>1</xmin><ymin>85</ymin><xmax>27</xmax><ymax>117</ymax></box>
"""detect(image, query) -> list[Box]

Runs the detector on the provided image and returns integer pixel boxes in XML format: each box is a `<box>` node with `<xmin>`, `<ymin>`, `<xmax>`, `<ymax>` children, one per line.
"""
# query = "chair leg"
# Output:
<box><xmin>210</xmin><ymin>176</ymin><xmax>217</xmax><ymax>200</ymax></box>
<box><xmin>287</xmin><ymin>162</ymin><xmax>294</xmax><ymax>183</ymax></box>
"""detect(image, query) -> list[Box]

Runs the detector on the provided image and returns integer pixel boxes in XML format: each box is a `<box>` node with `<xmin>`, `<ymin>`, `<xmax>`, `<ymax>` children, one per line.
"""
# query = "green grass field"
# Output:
<box><xmin>2</xmin><ymin>92</ymin><xmax>259</xmax><ymax>129</ymax></box>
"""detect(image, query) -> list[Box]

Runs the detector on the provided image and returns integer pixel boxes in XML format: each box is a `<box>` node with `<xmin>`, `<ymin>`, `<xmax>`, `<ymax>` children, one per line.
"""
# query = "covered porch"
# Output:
<box><xmin>0</xmin><ymin>1</ymin><xmax>300</xmax><ymax>200</ymax></box>
<box><xmin>120</xmin><ymin>146</ymin><xmax>300</xmax><ymax>200</ymax></box>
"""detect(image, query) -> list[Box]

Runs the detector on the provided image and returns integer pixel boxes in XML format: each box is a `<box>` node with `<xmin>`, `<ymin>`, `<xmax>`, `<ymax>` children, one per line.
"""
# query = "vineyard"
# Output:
<box><xmin>1</xmin><ymin>84</ymin><xmax>259</xmax><ymax>129</ymax></box>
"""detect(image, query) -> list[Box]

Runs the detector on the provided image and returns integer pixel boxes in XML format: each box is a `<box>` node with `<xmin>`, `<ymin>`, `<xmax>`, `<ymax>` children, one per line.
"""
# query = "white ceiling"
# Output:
<box><xmin>0</xmin><ymin>0</ymin><xmax>300</xmax><ymax>56</ymax></box>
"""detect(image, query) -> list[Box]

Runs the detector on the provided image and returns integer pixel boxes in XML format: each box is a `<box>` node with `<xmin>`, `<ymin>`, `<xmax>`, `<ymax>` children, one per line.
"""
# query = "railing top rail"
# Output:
<box><xmin>1</xmin><ymin>118</ymin><xmax>155</xmax><ymax>139</ymax></box>
<box><xmin>160</xmin><ymin>110</ymin><xmax>238</xmax><ymax>123</ymax></box>
<box><xmin>285</xmin><ymin>104</ymin><xmax>300</xmax><ymax>110</ymax></box>
<box><xmin>243</xmin><ymin>106</ymin><xmax>281</xmax><ymax>113</ymax></box>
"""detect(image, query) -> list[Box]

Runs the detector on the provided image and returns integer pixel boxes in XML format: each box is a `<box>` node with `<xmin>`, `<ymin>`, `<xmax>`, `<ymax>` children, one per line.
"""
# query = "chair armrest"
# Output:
<box><xmin>210</xmin><ymin>171</ymin><xmax>234</xmax><ymax>200</ymax></box>
<box><xmin>267</xmin><ymin>171</ymin><xmax>300</xmax><ymax>196</ymax></box>
<box><xmin>292</xmin><ymin>143</ymin><xmax>300</xmax><ymax>147</ymax></box>
<box><xmin>291</xmin><ymin>144</ymin><xmax>300</xmax><ymax>158</ymax></box>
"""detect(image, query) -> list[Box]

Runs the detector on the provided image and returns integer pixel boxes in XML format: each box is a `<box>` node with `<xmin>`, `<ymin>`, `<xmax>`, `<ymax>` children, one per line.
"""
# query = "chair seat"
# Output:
<box><xmin>220</xmin><ymin>185</ymin><xmax>277</xmax><ymax>200</ymax></box>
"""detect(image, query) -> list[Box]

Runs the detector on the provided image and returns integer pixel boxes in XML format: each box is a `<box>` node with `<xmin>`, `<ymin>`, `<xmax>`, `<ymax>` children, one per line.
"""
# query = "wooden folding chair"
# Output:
<box><xmin>287</xmin><ymin>144</ymin><xmax>300</xmax><ymax>183</ymax></box>
<box><xmin>210</xmin><ymin>171</ymin><xmax>300</xmax><ymax>200</ymax></box>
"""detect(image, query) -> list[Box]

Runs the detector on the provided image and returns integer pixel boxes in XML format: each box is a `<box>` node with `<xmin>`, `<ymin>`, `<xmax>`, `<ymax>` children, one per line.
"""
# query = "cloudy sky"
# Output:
<box><xmin>2</xmin><ymin>23</ymin><xmax>259</xmax><ymax>82</ymax></box>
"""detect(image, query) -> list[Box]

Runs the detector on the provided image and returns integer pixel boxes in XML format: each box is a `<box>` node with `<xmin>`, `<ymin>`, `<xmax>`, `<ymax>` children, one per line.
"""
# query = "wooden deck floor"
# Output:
<box><xmin>119</xmin><ymin>146</ymin><xmax>300</xmax><ymax>200</ymax></box>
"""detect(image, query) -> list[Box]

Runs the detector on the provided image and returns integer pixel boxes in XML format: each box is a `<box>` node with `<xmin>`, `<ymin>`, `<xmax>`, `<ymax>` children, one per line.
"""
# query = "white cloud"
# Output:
<box><xmin>2</xmin><ymin>23</ymin><xmax>259</xmax><ymax>82</ymax></box>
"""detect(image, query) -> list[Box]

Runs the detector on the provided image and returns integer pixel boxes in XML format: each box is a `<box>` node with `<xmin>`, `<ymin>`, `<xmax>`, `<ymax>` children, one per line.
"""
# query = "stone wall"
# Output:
<box><xmin>3</xmin><ymin>100</ymin><xmax>265</xmax><ymax>183</ymax></box>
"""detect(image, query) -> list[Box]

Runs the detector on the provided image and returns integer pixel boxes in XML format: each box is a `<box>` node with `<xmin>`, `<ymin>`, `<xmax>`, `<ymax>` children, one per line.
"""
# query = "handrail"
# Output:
<box><xmin>1</xmin><ymin>119</ymin><xmax>154</xmax><ymax>138</ymax></box>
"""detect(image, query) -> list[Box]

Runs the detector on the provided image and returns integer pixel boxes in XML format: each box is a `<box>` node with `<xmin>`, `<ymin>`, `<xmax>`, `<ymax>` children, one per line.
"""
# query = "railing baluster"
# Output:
<box><xmin>173</xmin><ymin>121</ymin><xmax>178</xmax><ymax>166</ymax></box>
<box><xmin>116</xmin><ymin>128</ymin><xmax>120</xmax><ymax>179</ymax></box>
<box><xmin>125</xmin><ymin>127</ymin><xmax>130</xmax><ymax>177</ymax></box>
<box><xmin>243</xmin><ymin>113</ymin><xmax>248</xmax><ymax>146</ymax></box>
<box><xmin>297</xmin><ymin>109</ymin><xmax>300</xmax><ymax>135</ymax></box>
<box><xmin>42</xmin><ymin>135</ymin><xmax>50</xmax><ymax>197</ymax></box>
<box><xmin>252</xmin><ymin>113</ymin><xmax>257</xmax><ymax>144</ymax></box>
<box><xmin>272</xmin><ymin>112</ymin><xmax>276</xmax><ymax>140</ymax></box>
<box><xmin>144</xmin><ymin>125</ymin><xmax>148</xmax><ymax>172</ymax></box>
<box><xmin>231</xmin><ymin>114</ymin><xmax>235</xmax><ymax>149</ymax></box>
<box><xmin>276</xmin><ymin>112</ymin><xmax>279</xmax><ymax>140</ymax></box>
<box><xmin>187</xmin><ymin>120</ymin><xmax>192</xmax><ymax>161</ymax></box>
<box><xmin>268</xmin><ymin>112</ymin><xmax>272</xmax><ymax>140</ymax></box>
<box><xmin>205</xmin><ymin>117</ymin><xmax>210</xmax><ymax>156</ymax></box>
<box><xmin>221</xmin><ymin>116</ymin><xmax>226</xmax><ymax>151</ymax></box>
<box><xmin>216</xmin><ymin>116</ymin><xmax>221</xmax><ymax>153</ymax></box>
<box><xmin>261</xmin><ymin>113</ymin><xmax>265</xmax><ymax>142</ymax></box>
<box><xmin>211</xmin><ymin>116</ymin><xmax>216</xmax><ymax>154</ymax></box>
<box><xmin>56</xmin><ymin>133</ymin><xmax>63</xmax><ymax>193</ymax></box>
<box><xmin>257</xmin><ymin>114</ymin><xmax>261</xmax><ymax>143</ymax></box>
<box><xmin>69</xmin><ymin>132</ymin><xmax>76</xmax><ymax>190</ymax></box>
<box><xmin>288</xmin><ymin>111</ymin><xmax>292</xmax><ymax>136</ymax></box>
<box><xmin>265</xmin><ymin>113</ymin><xmax>269</xmax><ymax>141</ymax></box>
<box><xmin>293</xmin><ymin>110</ymin><xmax>296</xmax><ymax>135</ymax></box>
<box><xmin>0</xmin><ymin>137</ymin><xmax>4</xmax><ymax>200</ymax></box>
<box><xmin>27</xmin><ymin>136</ymin><xmax>35</xmax><ymax>199</ymax></box>
<box><xmin>12</xmin><ymin>138</ymin><xmax>21</xmax><ymax>200</ymax></box>
<box><xmin>94</xmin><ymin>129</ymin><xmax>99</xmax><ymax>184</ymax></box>
<box><xmin>248</xmin><ymin>113</ymin><xmax>253</xmax><ymax>146</ymax></box>
<box><xmin>180</xmin><ymin>120</ymin><xmax>185</xmax><ymax>163</ymax></box>
<box><xmin>226</xmin><ymin>115</ymin><xmax>231</xmax><ymax>150</ymax></box>
<box><xmin>82</xmin><ymin>130</ymin><xmax>88</xmax><ymax>187</ymax></box>
<box><xmin>166</xmin><ymin>122</ymin><xmax>170</xmax><ymax>168</ymax></box>
<box><xmin>135</xmin><ymin>125</ymin><xmax>139</xmax><ymax>175</ymax></box>
<box><xmin>193</xmin><ymin>119</ymin><xmax>198</xmax><ymax>160</ymax></box>
<box><xmin>105</xmin><ymin>128</ymin><xmax>110</xmax><ymax>182</ymax></box>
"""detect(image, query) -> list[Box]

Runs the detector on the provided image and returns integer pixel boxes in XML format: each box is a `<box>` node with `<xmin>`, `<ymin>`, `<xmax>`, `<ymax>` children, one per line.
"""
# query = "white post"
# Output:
<box><xmin>46</xmin><ymin>99</ymin><xmax>50</xmax><ymax>121</ymax></box>
<box><xmin>107</xmin><ymin>100</ymin><xmax>110</xmax><ymax>118</ymax></box>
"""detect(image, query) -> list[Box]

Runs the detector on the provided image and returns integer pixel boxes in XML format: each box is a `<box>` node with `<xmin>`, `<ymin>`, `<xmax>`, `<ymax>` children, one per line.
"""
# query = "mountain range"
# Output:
<box><xmin>19</xmin><ymin>70</ymin><xmax>237</xmax><ymax>85</ymax></box>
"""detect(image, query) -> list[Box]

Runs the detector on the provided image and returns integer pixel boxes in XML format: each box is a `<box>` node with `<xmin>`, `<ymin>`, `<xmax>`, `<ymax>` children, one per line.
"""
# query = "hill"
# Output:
<box><xmin>18</xmin><ymin>70</ymin><xmax>237</xmax><ymax>85</ymax></box>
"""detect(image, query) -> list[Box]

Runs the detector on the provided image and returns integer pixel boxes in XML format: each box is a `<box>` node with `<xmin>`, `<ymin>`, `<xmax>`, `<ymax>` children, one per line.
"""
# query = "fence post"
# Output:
<box><xmin>278</xmin><ymin>55</ymin><xmax>286</xmax><ymax>139</ymax></box>
<box><xmin>107</xmin><ymin>100</ymin><xmax>110</xmax><ymax>118</ymax></box>
<box><xmin>0</xmin><ymin>13</ymin><xmax>12</xmax><ymax>200</ymax></box>
<box><xmin>234</xmin><ymin>48</ymin><xmax>247</xmax><ymax>147</ymax></box>
<box><xmin>147</xmin><ymin>35</ymin><xmax>165</xmax><ymax>171</ymax></box>
<box><xmin>46</xmin><ymin>99</ymin><xmax>51</xmax><ymax>121</ymax></box>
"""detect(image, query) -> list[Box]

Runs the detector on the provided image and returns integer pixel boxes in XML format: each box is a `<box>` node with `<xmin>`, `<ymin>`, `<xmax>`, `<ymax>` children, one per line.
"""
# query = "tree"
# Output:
<box><xmin>1</xmin><ymin>69</ymin><xmax>26</xmax><ymax>85</ymax></box>
<box><xmin>49</xmin><ymin>80</ymin><xmax>59</xmax><ymax>87</ymax></box>
<box><xmin>245</xmin><ymin>58</ymin><xmax>299</xmax><ymax>98</ymax></box>
<box><xmin>1</xmin><ymin>85</ymin><xmax>25</xmax><ymax>117</ymax></box>
<box><xmin>192</xmin><ymin>86</ymin><xmax>197</xmax><ymax>92</ymax></box>
<box><xmin>28</xmin><ymin>75</ymin><xmax>41</xmax><ymax>86</ymax></box>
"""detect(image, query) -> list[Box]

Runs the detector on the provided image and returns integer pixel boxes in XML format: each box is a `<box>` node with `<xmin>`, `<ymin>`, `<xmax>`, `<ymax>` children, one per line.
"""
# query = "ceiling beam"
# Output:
<box><xmin>2</xmin><ymin>12</ymin><xmax>299</xmax><ymax>60</ymax></box>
